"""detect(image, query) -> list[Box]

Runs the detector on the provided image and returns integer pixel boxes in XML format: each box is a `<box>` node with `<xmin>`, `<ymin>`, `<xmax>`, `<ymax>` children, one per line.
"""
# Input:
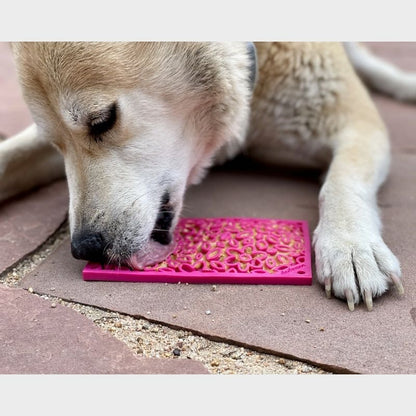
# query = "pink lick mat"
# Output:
<box><xmin>83</xmin><ymin>217</ymin><xmax>312</xmax><ymax>285</ymax></box>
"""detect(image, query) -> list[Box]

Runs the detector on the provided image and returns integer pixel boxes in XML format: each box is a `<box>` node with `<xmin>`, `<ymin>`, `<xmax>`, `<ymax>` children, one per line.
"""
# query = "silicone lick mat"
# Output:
<box><xmin>83</xmin><ymin>217</ymin><xmax>312</xmax><ymax>285</ymax></box>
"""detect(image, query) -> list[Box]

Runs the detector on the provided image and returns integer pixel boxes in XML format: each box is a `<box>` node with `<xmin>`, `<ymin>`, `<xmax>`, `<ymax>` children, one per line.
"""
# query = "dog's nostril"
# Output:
<box><xmin>155</xmin><ymin>210</ymin><xmax>174</xmax><ymax>232</ymax></box>
<box><xmin>151</xmin><ymin>228</ymin><xmax>172</xmax><ymax>245</ymax></box>
<box><xmin>161</xmin><ymin>191</ymin><xmax>170</xmax><ymax>206</ymax></box>
<box><xmin>151</xmin><ymin>195</ymin><xmax>174</xmax><ymax>245</ymax></box>
<box><xmin>151</xmin><ymin>210</ymin><xmax>174</xmax><ymax>245</ymax></box>
<box><xmin>71</xmin><ymin>232</ymin><xmax>107</xmax><ymax>263</ymax></box>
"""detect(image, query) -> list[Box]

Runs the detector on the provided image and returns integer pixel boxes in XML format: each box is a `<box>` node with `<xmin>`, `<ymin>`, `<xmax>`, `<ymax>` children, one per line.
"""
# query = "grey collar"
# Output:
<box><xmin>246</xmin><ymin>42</ymin><xmax>258</xmax><ymax>92</ymax></box>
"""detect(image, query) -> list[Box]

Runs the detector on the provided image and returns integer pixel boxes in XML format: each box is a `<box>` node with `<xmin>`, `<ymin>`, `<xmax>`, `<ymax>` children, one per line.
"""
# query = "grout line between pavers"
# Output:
<box><xmin>25</xmin><ymin>287</ymin><xmax>334</xmax><ymax>375</ymax></box>
<box><xmin>0</xmin><ymin>216</ymin><xmax>333</xmax><ymax>375</ymax></box>
<box><xmin>0</xmin><ymin>217</ymin><xmax>70</xmax><ymax>287</ymax></box>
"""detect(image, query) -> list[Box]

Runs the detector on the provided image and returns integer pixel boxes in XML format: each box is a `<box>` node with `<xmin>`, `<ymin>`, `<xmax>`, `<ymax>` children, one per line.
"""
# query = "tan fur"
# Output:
<box><xmin>0</xmin><ymin>42</ymin><xmax>405</xmax><ymax>309</ymax></box>
<box><xmin>247</xmin><ymin>42</ymin><xmax>386</xmax><ymax>166</ymax></box>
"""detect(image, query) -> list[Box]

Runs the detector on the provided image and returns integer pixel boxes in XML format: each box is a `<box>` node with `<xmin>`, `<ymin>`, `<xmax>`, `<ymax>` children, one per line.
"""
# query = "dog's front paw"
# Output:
<box><xmin>313</xmin><ymin>224</ymin><xmax>403</xmax><ymax>311</ymax></box>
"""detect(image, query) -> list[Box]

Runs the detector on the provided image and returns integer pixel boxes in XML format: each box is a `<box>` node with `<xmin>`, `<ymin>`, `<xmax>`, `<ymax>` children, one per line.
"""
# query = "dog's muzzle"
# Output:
<box><xmin>70</xmin><ymin>192</ymin><xmax>176</xmax><ymax>267</ymax></box>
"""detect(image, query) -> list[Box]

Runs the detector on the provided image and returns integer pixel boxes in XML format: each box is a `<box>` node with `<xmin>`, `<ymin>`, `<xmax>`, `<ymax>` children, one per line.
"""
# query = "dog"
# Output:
<box><xmin>0</xmin><ymin>42</ymin><xmax>409</xmax><ymax>311</ymax></box>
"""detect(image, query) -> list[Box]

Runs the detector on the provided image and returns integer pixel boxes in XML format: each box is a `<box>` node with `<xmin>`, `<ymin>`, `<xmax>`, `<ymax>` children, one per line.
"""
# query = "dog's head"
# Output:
<box><xmin>12</xmin><ymin>42</ymin><xmax>256</xmax><ymax>268</ymax></box>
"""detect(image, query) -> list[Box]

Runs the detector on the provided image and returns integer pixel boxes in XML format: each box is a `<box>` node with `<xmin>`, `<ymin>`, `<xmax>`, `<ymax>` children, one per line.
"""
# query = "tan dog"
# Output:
<box><xmin>0</xmin><ymin>42</ymin><xmax>409</xmax><ymax>311</ymax></box>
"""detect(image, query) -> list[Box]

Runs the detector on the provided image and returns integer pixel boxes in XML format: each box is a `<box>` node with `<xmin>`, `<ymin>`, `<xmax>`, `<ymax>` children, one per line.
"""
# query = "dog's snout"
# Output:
<box><xmin>71</xmin><ymin>231</ymin><xmax>107</xmax><ymax>263</ymax></box>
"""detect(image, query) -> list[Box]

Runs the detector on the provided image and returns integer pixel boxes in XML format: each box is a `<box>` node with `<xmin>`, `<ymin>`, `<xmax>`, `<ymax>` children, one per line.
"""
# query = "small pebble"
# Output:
<box><xmin>50</xmin><ymin>302</ymin><xmax>57</xmax><ymax>308</ymax></box>
<box><xmin>211</xmin><ymin>285</ymin><xmax>217</xmax><ymax>292</ymax></box>
<box><xmin>114</xmin><ymin>322</ymin><xmax>122</xmax><ymax>328</ymax></box>
<box><xmin>173</xmin><ymin>348</ymin><xmax>181</xmax><ymax>357</ymax></box>
<box><xmin>183</xmin><ymin>306</ymin><xmax>188</xmax><ymax>310</ymax></box>
<box><xmin>205</xmin><ymin>310</ymin><xmax>211</xmax><ymax>315</ymax></box>
<box><xmin>146</xmin><ymin>311</ymin><xmax>151</xmax><ymax>315</ymax></box>
<box><xmin>280</xmin><ymin>313</ymin><xmax>285</xmax><ymax>316</ymax></box>
<box><xmin>211</xmin><ymin>360</ymin><xmax>219</xmax><ymax>367</ymax></box>
<box><xmin>278</xmin><ymin>358</ymin><xmax>286</xmax><ymax>365</ymax></box>
<box><xmin>28</xmin><ymin>287</ymin><xmax>34</xmax><ymax>293</ymax></box>
<box><xmin>172</xmin><ymin>315</ymin><xmax>177</xmax><ymax>318</ymax></box>
<box><xmin>319</xmin><ymin>327</ymin><xmax>325</xmax><ymax>332</ymax></box>
<box><xmin>305</xmin><ymin>319</ymin><xmax>311</xmax><ymax>323</ymax></box>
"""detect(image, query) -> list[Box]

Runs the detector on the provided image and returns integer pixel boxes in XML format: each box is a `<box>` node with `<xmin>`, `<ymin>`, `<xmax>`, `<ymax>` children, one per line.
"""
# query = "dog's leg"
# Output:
<box><xmin>313</xmin><ymin>123</ymin><xmax>403</xmax><ymax>311</ymax></box>
<box><xmin>0</xmin><ymin>124</ymin><xmax>65</xmax><ymax>202</ymax></box>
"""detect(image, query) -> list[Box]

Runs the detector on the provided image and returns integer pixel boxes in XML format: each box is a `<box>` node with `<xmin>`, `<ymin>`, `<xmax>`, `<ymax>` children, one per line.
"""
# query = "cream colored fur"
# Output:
<box><xmin>0</xmin><ymin>42</ymin><xmax>408</xmax><ymax>310</ymax></box>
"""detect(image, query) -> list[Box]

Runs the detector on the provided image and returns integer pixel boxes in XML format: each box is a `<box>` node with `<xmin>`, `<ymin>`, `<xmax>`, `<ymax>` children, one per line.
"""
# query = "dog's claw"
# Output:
<box><xmin>390</xmin><ymin>274</ymin><xmax>404</xmax><ymax>295</ymax></box>
<box><xmin>324</xmin><ymin>277</ymin><xmax>332</xmax><ymax>299</ymax></box>
<box><xmin>364</xmin><ymin>289</ymin><xmax>373</xmax><ymax>311</ymax></box>
<box><xmin>345</xmin><ymin>289</ymin><xmax>355</xmax><ymax>311</ymax></box>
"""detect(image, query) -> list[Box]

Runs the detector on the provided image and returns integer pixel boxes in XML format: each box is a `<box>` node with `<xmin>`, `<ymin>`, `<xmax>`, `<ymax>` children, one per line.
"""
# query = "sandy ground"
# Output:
<box><xmin>1</xmin><ymin>220</ymin><xmax>330</xmax><ymax>375</ymax></box>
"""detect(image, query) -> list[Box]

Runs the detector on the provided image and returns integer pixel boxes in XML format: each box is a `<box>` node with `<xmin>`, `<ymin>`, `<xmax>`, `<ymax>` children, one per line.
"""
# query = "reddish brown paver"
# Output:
<box><xmin>19</xmin><ymin>154</ymin><xmax>416</xmax><ymax>374</ymax></box>
<box><xmin>0</xmin><ymin>179</ymin><xmax>69</xmax><ymax>273</ymax></box>
<box><xmin>0</xmin><ymin>42</ymin><xmax>68</xmax><ymax>274</ymax></box>
<box><xmin>372</xmin><ymin>94</ymin><xmax>416</xmax><ymax>153</ymax></box>
<box><xmin>0</xmin><ymin>42</ymin><xmax>33</xmax><ymax>137</ymax></box>
<box><xmin>364</xmin><ymin>42</ymin><xmax>416</xmax><ymax>72</ymax></box>
<box><xmin>0</xmin><ymin>286</ymin><xmax>209</xmax><ymax>374</ymax></box>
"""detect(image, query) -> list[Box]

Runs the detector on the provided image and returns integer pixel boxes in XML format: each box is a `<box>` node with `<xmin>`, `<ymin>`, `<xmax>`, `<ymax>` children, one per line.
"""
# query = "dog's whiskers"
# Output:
<box><xmin>128</xmin><ymin>180</ymin><xmax>172</xmax><ymax>208</ymax></box>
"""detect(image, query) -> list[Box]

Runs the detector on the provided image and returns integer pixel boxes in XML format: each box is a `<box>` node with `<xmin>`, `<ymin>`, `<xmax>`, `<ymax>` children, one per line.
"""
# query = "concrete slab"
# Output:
<box><xmin>0</xmin><ymin>180</ymin><xmax>69</xmax><ymax>273</ymax></box>
<box><xmin>0</xmin><ymin>286</ymin><xmax>209</xmax><ymax>374</ymax></box>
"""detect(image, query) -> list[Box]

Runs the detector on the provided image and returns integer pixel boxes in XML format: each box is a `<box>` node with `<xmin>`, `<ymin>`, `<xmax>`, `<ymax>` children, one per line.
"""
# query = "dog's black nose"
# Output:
<box><xmin>71</xmin><ymin>232</ymin><xmax>107</xmax><ymax>263</ymax></box>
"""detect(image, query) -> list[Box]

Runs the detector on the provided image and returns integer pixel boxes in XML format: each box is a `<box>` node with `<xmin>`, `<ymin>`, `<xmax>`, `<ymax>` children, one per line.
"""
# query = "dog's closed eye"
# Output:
<box><xmin>88</xmin><ymin>102</ymin><xmax>117</xmax><ymax>140</ymax></box>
